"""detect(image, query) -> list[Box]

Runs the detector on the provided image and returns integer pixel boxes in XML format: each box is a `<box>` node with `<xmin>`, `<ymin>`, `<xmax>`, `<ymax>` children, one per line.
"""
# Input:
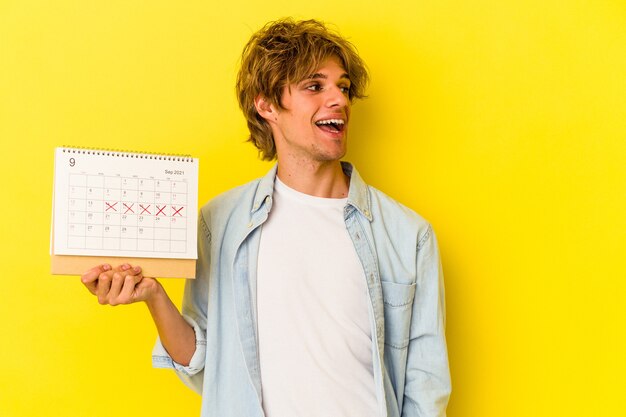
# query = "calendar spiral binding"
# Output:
<box><xmin>60</xmin><ymin>146</ymin><xmax>195</xmax><ymax>163</ymax></box>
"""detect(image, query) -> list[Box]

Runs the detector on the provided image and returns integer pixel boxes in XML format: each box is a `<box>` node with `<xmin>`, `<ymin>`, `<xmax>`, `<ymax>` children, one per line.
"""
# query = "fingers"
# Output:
<box><xmin>105</xmin><ymin>264</ymin><xmax>135</xmax><ymax>302</ymax></box>
<box><xmin>81</xmin><ymin>264</ymin><xmax>111</xmax><ymax>295</ymax></box>
<box><xmin>90</xmin><ymin>264</ymin><xmax>144</xmax><ymax>306</ymax></box>
<box><xmin>118</xmin><ymin>266</ymin><xmax>144</xmax><ymax>303</ymax></box>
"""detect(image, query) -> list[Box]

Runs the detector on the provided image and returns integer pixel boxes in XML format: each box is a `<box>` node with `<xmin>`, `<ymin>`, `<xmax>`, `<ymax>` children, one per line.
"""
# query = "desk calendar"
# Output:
<box><xmin>51</xmin><ymin>147</ymin><xmax>199</xmax><ymax>277</ymax></box>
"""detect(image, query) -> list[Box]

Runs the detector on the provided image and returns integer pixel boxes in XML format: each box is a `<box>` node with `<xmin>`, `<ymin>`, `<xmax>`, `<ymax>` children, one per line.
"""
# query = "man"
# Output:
<box><xmin>82</xmin><ymin>18</ymin><xmax>451</xmax><ymax>417</ymax></box>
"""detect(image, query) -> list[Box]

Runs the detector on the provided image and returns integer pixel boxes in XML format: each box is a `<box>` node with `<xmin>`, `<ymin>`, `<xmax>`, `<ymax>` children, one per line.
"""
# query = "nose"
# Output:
<box><xmin>325</xmin><ymin>85</ymin><xmax>349</xmax><ymax>108</ymax></box>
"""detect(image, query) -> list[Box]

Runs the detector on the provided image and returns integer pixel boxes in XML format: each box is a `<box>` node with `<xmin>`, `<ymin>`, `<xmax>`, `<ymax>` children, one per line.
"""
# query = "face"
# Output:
<box><xmin>263</xmin><ymin>56</ymin><xmax>352</xmax><ymax>165</ymax></box>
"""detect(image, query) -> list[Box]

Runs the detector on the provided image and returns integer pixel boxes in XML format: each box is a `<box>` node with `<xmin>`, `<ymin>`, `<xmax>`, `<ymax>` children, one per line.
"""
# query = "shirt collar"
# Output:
<box><xmin>251</xmin><ymin>164</ymin><xmax>277</xmax><ymax>214</ymax></box>
<box><xmin>251</xmin><ymin>161</ymin><xmax>372</xmax><ymax>222</ymax></box>
<box><xmin>342</xmin><ymin>162</ymin><xmax>373</xmax><ymax>221</ymax></box>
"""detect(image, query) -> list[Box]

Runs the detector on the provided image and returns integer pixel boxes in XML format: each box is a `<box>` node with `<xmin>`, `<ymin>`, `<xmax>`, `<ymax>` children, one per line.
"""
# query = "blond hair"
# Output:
<box><xmin>236</xmin><ymin>18</ymin><xmax>369</xmax><ymax>160</ymax></box>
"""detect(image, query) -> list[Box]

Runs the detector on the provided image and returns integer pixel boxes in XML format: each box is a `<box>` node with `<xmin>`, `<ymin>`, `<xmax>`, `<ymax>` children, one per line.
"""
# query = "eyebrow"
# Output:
<box><xmin>306</xmin><ymin>72</ymin><xmax>351</xmax><ymax>82</ymax></box>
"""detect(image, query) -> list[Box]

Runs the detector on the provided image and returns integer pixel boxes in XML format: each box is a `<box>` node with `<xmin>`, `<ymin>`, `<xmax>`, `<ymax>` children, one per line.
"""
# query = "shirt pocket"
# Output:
<box><xmin>381</xmin><ymin>281</ymin><xmax>416</xmax><ymax>350</ymax></box>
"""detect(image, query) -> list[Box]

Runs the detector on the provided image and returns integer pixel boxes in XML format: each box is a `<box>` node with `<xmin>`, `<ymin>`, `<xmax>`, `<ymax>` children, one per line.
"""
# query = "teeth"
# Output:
<box><xmin>316</xmin><ymin>119</ymin><xmax>345</xmax><ymax>125</ymax></box>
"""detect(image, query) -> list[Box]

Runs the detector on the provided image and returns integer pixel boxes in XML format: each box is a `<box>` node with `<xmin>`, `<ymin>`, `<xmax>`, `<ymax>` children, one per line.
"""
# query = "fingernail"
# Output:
<box><xmin>103</xmin><ymin>264</ymin><xmax>111</xmax><ymax>271</ymax></box>
<box><xmin>134</xmin><ymin>266</ymin><xmax>141</xmax><ymax>273</ymax></box>
<box><xmin>121</xmin><ymin>264</ymin><xmax>130</xmax><ymax>271</ymax></box>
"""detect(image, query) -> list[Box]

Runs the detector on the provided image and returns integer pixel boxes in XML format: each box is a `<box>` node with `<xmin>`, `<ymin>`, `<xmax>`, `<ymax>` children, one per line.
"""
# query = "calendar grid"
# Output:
<box><xmin>66</xmin><ymin>174</ymin><xmax>188</xmax><ymax>254</ymax></box>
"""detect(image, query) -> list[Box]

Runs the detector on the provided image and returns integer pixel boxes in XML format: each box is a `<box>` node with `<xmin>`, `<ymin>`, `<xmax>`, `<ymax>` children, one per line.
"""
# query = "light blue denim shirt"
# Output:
<box><xmin>153</xmin><ymin>162</ymin><xmax>451</xmax><ymax>417</ymax></box>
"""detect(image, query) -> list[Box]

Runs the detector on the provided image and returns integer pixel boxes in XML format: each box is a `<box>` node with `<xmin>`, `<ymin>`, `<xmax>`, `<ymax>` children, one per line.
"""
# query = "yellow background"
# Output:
<box><xmin>1</xmin><ymin>1</ymin><xmax>624</xmax><ymax>416</ymax></box>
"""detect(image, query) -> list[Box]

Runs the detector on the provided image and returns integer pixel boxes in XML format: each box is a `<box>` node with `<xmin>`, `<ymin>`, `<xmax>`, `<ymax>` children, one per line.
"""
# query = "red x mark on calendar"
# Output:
<box><xmin>123</xmin><ymin>203</ymin><xmax>134</xmax><ymax>214</ymax></box>
<box><xmin>105</xmin><ymin>202</ymin><xmax>117</xmax><ymax>212</ymax></box>
<box><xmin>156</xmin><ymin>205</ymin><xmax>167</xmax><ymax>216</ymax></box>
<box><xmin>139</xmin><ymin>204</ymin><xmax>151</xmax><ymax>215</ymax></box>
<box><xmin>172</xmin><ymin>206</ymin><xmax>184</xmax><ymax>216</ymax></box>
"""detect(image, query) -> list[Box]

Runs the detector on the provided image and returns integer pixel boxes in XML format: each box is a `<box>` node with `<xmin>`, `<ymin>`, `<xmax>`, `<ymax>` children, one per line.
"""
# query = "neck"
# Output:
<box><xmin>276</xmin><ymin>160</ymin><xmax>349</xmax><ymax>198</ymax></box>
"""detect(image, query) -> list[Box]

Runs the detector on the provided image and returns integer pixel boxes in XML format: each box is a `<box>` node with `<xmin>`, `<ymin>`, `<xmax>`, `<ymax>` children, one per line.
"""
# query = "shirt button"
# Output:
<box><xmin>364</xmin><ymin>209</ymin><xmax>370</xmax><ymax>217</ymax></box>
<box><xmin>247</xmin><ymin>222</ymin><xmax>253</xmax><ymax>228</ymax></box>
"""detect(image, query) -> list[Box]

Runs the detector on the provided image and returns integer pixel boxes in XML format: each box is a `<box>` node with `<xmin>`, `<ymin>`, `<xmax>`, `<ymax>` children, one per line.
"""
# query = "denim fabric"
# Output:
<box><xmin>152</xmin><ymin>162</ymin><xmax>451</xmax><ymax>417</ymax></box>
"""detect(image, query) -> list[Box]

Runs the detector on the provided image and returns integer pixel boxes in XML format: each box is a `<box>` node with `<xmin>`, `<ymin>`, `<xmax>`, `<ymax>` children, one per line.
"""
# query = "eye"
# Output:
<box><xmin>306</xmin><ymin>83</ymin><xmax>322</xmax><ymax>92</ymax></box>
<box><xmin>339</xmin><ymin>85</ymin><xmax>351</xmax><ymax>94</ymax></box>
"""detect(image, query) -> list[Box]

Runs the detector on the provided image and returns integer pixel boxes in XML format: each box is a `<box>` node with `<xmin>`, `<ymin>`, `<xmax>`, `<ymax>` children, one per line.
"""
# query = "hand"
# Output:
<box><xmin>80</xmin><ymin>263</ymin><xmax>160</xmax><ymax>306</ymax></box>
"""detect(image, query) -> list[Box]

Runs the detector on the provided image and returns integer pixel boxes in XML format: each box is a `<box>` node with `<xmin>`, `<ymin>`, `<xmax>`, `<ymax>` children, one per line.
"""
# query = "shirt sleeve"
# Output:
<box><xmin>152</xmin><ymin>313</ymin><xmax>207</xmax><ymax>392</ymax></box>
<box><xmin>402</xmin><ymin>225</ymin><xmax>451</xmax><ymax>416</ymax></box>
<box><xmin>151</xmin><ymin>212</ymin><xmax>212</xmax><ymax>395</ymax></box>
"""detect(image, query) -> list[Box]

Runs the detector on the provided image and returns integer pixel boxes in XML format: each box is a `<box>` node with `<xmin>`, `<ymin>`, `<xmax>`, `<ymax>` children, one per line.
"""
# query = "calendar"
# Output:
<box><xmin>51</xmin><ymin>147</ymin><xmax>198</xmax><ymax>260</ymax></box>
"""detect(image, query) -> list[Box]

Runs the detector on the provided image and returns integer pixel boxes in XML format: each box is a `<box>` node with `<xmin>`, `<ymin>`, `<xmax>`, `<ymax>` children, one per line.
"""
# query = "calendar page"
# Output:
<box><xmin>52</xmin><ymin>147</ymin><xmax>198</xmax><ymax>260</ymax></box>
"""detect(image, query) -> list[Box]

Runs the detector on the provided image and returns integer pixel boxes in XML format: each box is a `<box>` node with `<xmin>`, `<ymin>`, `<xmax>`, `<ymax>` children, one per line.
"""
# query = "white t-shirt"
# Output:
<box><xmin>257</xmin><ymin>177</ymin><xmax>378</xmax><ymax>417</ymax></box>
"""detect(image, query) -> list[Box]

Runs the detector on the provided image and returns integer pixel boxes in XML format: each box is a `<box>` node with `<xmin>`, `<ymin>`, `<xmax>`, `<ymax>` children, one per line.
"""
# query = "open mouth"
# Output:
<box><xmin>315</xmin><ymin>118</ymin><xmax>345</xmax><ymax>134</ymax></box>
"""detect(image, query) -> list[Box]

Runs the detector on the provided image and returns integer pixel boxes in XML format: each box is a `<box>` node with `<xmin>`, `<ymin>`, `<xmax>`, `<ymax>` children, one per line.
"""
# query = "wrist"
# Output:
<box><xmin>144</xmin><ymin>279</ymin><xmax>166</xmax><ymax>310</ymax></box>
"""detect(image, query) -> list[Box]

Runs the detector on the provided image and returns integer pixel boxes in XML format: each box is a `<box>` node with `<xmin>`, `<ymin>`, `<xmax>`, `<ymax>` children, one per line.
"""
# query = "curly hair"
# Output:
<box><xmin>236</xmin><ymin>18</ymin><xmax>369</xmax><ymax>161</ymax></box>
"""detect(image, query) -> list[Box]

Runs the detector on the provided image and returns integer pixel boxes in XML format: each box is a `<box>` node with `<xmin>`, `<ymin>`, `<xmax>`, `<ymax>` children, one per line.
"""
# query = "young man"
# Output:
<box><xmin>81</xmin><ymin>19</ymin><xmax>451</xmax><ymax>417</ymax></box>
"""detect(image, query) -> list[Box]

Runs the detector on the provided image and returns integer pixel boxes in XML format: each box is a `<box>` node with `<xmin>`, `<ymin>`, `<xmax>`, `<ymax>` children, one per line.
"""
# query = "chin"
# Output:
<box><xmin>318</xmin><ymin>147</ymin><xmax>347</xmax><ymax>162</ymax></box>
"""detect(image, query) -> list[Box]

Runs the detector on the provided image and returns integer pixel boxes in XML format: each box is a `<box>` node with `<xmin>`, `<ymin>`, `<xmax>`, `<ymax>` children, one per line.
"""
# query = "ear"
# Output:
<box><xmin>254</xmin><ymin>95</ymin><xmax>278</xmax><ymax>122</ymax></box>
